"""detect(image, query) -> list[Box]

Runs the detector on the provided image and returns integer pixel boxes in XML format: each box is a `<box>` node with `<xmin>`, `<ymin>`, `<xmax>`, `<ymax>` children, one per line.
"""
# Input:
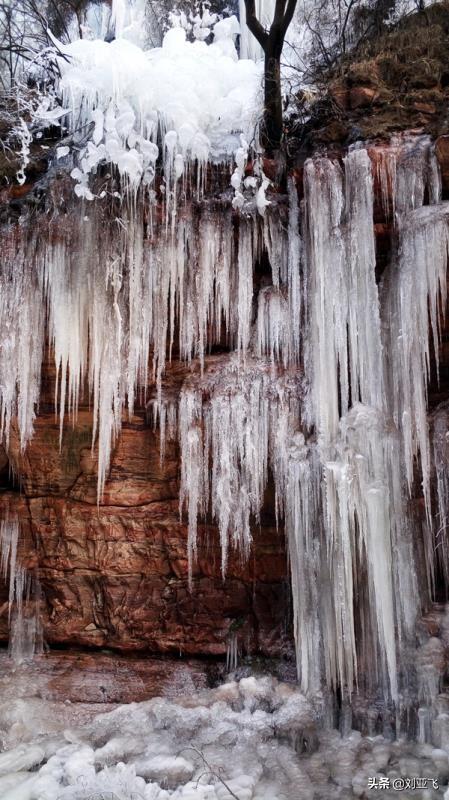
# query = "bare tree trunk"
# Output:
<box><xmin>262</xmin><ymin>52</ymin><xmax>283</xmax><ymax>152</ymax></box>
<box><xmin>243</xmin><ymin>0</ymin><xmax>297</xmax><ymax>154</ymax></box>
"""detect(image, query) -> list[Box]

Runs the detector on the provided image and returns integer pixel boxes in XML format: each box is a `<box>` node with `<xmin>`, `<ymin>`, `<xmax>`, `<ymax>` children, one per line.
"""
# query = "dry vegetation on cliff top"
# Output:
<box><xmin>290</xmin><ymin>0</ymin><xmax>449</xmax><ymax>151</ymax></box>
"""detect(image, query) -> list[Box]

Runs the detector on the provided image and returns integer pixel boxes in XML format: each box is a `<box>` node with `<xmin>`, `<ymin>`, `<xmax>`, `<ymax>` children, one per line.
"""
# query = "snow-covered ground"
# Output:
<box><xmin>1</xmin><ymin>661</ymin><xmax>449</xmax><ymax>799</ymax></box>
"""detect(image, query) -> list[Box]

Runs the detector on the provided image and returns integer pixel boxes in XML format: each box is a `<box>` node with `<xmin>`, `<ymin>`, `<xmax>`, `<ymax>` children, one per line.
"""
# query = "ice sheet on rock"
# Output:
<box><xmin>4</xmin><ymin>672</ymin><xmax>449</xmax><ymax>798</ymax></box>
<box><xmin>373</xmin><ymin>134</ymin><xmax>441</xmax><ymax>221</ymax></box>
<box><xmin>0</xmin><ymin>515</ymin><xmax>43</xmax><ymax>664</ymax></box>
<box><xmin>394</xmin><ymin>136</ymin><xmax>442</xmax><ymax>218</ymax></box>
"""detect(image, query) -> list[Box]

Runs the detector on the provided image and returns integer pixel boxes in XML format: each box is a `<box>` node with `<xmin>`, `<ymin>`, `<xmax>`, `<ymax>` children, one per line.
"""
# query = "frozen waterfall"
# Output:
<box><xmin>1</xmin><ymin>126</ymin><xmax>449</xmax><ymax>711</ymax></box>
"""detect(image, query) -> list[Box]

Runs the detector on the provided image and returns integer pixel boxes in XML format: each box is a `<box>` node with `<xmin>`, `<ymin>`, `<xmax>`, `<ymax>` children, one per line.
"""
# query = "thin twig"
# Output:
<box><xmin>178</xmin><ymin>745</ymin><xmax>242</xmax><ymax>800</ymax></box>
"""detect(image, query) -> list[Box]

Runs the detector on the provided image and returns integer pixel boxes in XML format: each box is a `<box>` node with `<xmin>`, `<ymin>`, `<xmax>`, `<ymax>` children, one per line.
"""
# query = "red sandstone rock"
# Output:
<box><xmin>262</xmin><ymin>157</ymin><xmax>280</xmax><ymax>182</ymax></box>
<box><xmin>436</xmin><ymin>135</ymin><xmax>449</xmax><ymax>194</ymax></box>
<box><xmin>329</xmin><ymin>83</ymin><xmax>349</xmax><ymax>111</ymax></box>
<box><xmin>412</xmin><ymin>101</ymin><xmax>437</xmax><ymax>115</ymax></box>
<box><xmin>0</xmin><ymin>650</ymin><xmax>216</xmax><ymax>704</ymax></box>
<box><xmin>0</xmin><ymin>357</ymin><xmax>291</xmax><ymax>661</ymax></box>
<box><xmin>349</xmin><ymin>86</ymin><xmax>379</xmax><ymax>110</ymax></box>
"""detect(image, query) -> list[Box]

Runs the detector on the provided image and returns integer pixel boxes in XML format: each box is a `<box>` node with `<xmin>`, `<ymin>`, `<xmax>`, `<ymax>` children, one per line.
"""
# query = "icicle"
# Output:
<box><xmin>303</xmin><ymin>156</ymin><xmax>345</xmax><ymax>440</ymax></box>
<box><xmin>0</xmin><ymin>514</ymin><xmax>19</xmax><ymax>620</ymax></box>
<box><xmin>394</xmin><ymin>136</ymin><xmax>440</xmax><ymax>219</ymax></box>
<box><xmin>282</xmin><ymin>435</ymin><xmax>322</xmax><ymax>695</ymax></box>
<box><xmin>0</xmin><ymin>233</ymin><xmax>45</xmax><ymax>451</ymax></box>
<box><xmin>344</xmin><ymin>148</ymin><xmax>384</xmax><ymax>414</ymax></box>
<box><xmin>111</xmin><ymin>0</ymin><xmax>127</xmax><ymax>38</ymax></box>
<box><xmin>236</xmin><ymin>219</ymin><xmax>256</xmax><ymax>358</ymax></box>
<box><xmin>0</xmin><ymin>514</ymin><xmax>43</xmax><ymax>663</ymax></box>
<box><xmin>263</xmin><ymin>207</ymin><xmax>288</xmax><ymax>288</ymax></box>
<box><xmin>300</xmin><ymin>148</ymin><xmax>417</xmax><ymax>701</ymax></box>
<box><xmin>149</xmin><ymin>395</ymin><xmax>178</xmax><ymax>462</ymax></box>
<box><xmin>374</xmin><ymin>135</ymin><xmax>441</xmax><ymax>224</ymax></box>
<box><xmin>179</xmin><ymin>356</ymin><xmax>301</xmax><ymax>578</ymax></box>
<box><xmin>238</xmin><ymin>0</ymin><xmax>275</xmax><ymax>61</ymax></box>
<box><xmin>375</xmin><ymin>145</ymin><xmax>397</xmax><ymax>220</ymax></box>
<box><xmin>226</xmin><ymin>633</ymin><xmax>239</xmax><ymax>672</ymax></box>
<box><xmin>256</xmin><ymin>183</ymin><xmax>301</xmax><ymax>368</ymax></box>
<box><xmin>432</xmin><ymin>403</ymin><xmax>449</xmax><ymax>584</ymax></box>
<box><xmin>8</xmin><ymin>595</ymin><xmax>44</xmax><ymax>664</ymax></box>
<box><xmin>256</xmin><ymin>287</ymin><xmax>290</xmax><ymax>366</ymax></box>
<box><xmin>287</xmin><ymin>177</ymin><xmax>302</xmax><ymax>366</ymax></box>
<box><xmin>383</xmin><ymin>204</ymin><xmax>449</xmax><ymax>514</ymax></box>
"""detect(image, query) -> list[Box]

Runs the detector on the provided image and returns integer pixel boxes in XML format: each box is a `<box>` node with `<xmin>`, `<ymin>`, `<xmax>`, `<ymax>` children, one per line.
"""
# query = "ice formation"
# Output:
<box><xmin>299</xmin><ymin>148</ymin><xmax>414</xmax><ymax>700</ymax></box>
<box><xmin>179</xmin><ymin>355</ymin><xmax>302</xmax><ymax>578</ymax></box>
<box><xmin>1</xmin><ymin>0</ymin><xmax>449</xmax><ymax>796</ymax></box>
<box><xmin>1</xmin><ymin>0</ymin><xmax>449</xmax><ymax>717</ymax></box>
<box><xmin>238</xmin><ymin>0</ymin><xmax>276</xmax><ymax>61</ymax></box>
<box><xmin>376</xmin><ymin>137</ymin><xmax>445</xmax><ymax>520</ymax></box>
<box><xmin>0</xmin><ymin>240</ymin><xmax>44</xmax><ymax>451</ymax></box>
<box><xmin>0</xmin><ymin>516</ymin><xmax>42</xmax><ymax>664</ymax></box>
<box><xmin>45</xmin><ymin>15</ymin><xmax>262</xmax><ymax>204</ymax></box>
<box><xmin>176</xmin><ymin>140</ymin><xmax>448</xmax><ymax>705</ymax></box>
<box><xmin>0</xmin><ymin>675</ymin><xmax>321</xmax><ymax>800</ymax></box>
<box><xmin>2</xmin><ymin>202</ymin><xmax>269</xmax><ymax>497</ymax></box>
<box><xmin>3</xmin><ymin>666</ymin><xmax>449</xmax><ymax>799</ymax></box>
<box><xmin>384</xmin><ymin>204</ymin><xmax>448</xmax><ymax>513</ymax></box>
<box><xmin>432</xmin><ymin>404</ymin><xmax>449</xmax><ymax>585</ymax></box>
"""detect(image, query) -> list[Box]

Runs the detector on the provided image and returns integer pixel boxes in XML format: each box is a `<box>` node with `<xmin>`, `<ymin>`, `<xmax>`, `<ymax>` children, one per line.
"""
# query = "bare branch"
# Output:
<box><xmin>243</xmin><ymin>0</ymin><xmax>269</xmax><ymax>47</ymax></box>
<box><xmin>280</xmin><ymin>0</ymin><xmax>298</xmax><ymax>38</ymax></box>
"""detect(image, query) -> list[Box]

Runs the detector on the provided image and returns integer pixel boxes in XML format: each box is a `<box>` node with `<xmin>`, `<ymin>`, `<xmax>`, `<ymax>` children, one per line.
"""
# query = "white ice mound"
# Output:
<box><xmin>54</xmin><ymin>19</ymin><xmax>262</xmax><ymax>194</ymax></box>
<box><xmin>0</xmin><ymin>676</ymin><xmax>320</xmax><ymax>800</ymax></box>
<box><xmin>0</xmin><ymin>743</ymin><xmax>44</xmax><ymax>775</ymax></box>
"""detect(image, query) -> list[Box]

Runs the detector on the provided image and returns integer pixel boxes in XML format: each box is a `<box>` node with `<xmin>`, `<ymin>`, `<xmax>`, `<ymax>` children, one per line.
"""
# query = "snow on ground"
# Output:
<box><xmin>1</xmin><ymin>667</ymin><xmax>449</xmax><ymax>799</ymax></box>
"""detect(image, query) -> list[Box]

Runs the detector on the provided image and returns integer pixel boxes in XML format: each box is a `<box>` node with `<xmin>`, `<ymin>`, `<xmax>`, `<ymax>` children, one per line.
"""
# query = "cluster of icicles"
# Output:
<box><xmin>0</xmin><ymin>516</ymin><xmax>43</xmax><ymax>663</ymax></box>
<box><xmin>1</xmin><ymin>135</ymin><xmax>449</xmax><ymax>704</ymax></box>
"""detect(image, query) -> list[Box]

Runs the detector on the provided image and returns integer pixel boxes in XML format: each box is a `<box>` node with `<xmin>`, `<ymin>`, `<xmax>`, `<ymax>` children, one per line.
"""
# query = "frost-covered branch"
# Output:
<box><xmin>179</xmin><ymin>746</ymin><xmax>242</xmax><ymax>800</ymax></box>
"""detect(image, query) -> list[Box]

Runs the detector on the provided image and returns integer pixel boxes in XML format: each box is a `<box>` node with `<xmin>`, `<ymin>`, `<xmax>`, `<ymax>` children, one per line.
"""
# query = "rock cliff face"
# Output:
<box><xmin>0</xmin><ymin>361</ymin><xmax>292</xmax><ymax>658</ymax></box>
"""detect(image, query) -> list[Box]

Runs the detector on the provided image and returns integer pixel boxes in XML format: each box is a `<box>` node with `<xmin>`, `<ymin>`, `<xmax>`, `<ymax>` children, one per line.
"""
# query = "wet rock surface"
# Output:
<box><xmin>0</xmin><ymin>650</ymin><xmax>219</xmax><ymax>705</ymax></box>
